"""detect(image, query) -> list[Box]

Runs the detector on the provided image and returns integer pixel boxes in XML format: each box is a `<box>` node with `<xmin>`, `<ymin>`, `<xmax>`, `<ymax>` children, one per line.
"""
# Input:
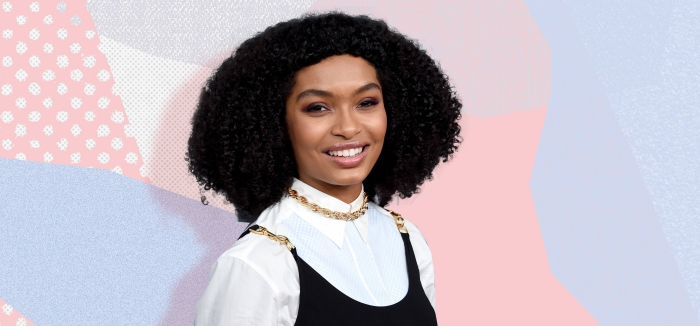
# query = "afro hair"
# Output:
<box><xmin>187</xmin><ymin>12</ymin><xmax>462</xmax><ymax>222</ymax></box>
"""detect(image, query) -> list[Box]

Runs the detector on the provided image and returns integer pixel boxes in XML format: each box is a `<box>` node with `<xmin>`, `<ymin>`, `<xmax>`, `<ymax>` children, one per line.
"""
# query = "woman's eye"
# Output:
<box><xmin>358</xmin><ymin>99</ymin><xmax>378</xmax><ymax>108</ymax></box>
<box><xmin>303</xmin><ymin>104</ymin><xmax>328</xmax><ymax>113</ymax></box>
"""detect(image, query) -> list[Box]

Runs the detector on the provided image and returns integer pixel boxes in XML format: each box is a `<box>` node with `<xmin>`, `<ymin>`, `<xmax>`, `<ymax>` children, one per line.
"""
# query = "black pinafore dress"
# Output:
<box><xmin>238</xmin><ymin>212</ymin><xmax>438</xmax><ymax>326</ymax></box>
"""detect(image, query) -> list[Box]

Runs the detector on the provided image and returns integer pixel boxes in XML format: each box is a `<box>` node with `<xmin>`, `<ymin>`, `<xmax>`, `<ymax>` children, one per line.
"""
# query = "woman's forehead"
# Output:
<box><xmin>291</xmin><ymin>55</ymin><xmax>380</xmax><ymax>95</ymax></box>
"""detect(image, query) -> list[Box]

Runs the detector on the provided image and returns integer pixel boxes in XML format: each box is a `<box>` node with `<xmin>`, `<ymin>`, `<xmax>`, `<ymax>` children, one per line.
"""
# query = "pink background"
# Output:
<box><xmin>3</xmin><ymin>0</ymin><xmax>699</xmax><ymax>325</ymax></box>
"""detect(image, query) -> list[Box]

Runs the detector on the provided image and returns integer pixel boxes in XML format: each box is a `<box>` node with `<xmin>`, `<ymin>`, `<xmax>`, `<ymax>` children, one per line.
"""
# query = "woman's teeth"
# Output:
<box><xmin>328</xmin><ymin>147</ymin><xmax>364</xmax><ymax>157</ymax></box>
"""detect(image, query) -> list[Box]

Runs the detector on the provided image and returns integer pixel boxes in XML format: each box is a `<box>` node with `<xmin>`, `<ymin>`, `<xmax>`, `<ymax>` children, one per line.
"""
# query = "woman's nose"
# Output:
<box><xmin>331</xmin><ymin>106</ymin><xmax>362</xmax><ymax>139</ymax></box>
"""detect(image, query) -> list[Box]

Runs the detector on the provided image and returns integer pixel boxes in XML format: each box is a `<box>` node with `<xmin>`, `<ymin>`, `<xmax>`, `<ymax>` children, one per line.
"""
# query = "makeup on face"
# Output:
<box><xmin>322</xmin><ymin>141</ymin><xmax>370</xmax><ymax>168</ymax></box>
<box><xmin>285</xmin><ymin>54</ymin><xmax>387</xmax><ymax>202</ymax></box>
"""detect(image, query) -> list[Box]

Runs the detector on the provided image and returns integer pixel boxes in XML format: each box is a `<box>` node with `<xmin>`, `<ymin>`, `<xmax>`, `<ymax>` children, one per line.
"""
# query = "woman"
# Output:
<box><xmin>188</xmin><ymin>12</ymin><xmax>461</xmax><ymax>325</ymax></box>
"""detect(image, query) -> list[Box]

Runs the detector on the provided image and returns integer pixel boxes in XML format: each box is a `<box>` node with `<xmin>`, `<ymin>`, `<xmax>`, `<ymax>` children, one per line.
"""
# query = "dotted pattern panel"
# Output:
<box><xmin>94</xmin><ymin>36</ymin><xmax>235</xmax><ymax>212</ymax></box>
<box><xmin>0</xmin><ymin>0</ymin><xmax>148</xmax><ymax>182</ymax></box>
<box><xmin>279</xmin><ymin>205</ymin><xmax>408</xmax><ymax>306</ymax></box>
<box><xmin>0</xmin><ymin>298</ymin><xmax>35</xmax><ymax>326</ymax></box>
<box><xmin>365</xmin><ymin>207</ymin><xmax>408</xmax><ymax>303</ymax></box>
<box><xmin>281</xmin><ymin>212</ymin><xmax>377</xmax><ymax>305</ymax></box>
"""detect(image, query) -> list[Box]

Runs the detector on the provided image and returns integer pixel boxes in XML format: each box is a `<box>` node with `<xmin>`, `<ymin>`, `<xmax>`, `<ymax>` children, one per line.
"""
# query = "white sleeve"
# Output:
<box><xmin>195</xmin><ymin>256</ymin><xmax>280</xmax><ymax>326</ymax></box>
<box><xmin>405</xmin><ymin>220</ymin><xmax>436</xmax><ymax>309</ymax></box>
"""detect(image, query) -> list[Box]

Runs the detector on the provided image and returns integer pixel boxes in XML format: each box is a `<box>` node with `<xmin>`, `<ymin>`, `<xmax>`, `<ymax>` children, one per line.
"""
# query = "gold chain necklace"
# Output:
<box><xmin>287</xmin><ymin>188</ymin><xmax>369</xmax><ymax>221</ymax></box>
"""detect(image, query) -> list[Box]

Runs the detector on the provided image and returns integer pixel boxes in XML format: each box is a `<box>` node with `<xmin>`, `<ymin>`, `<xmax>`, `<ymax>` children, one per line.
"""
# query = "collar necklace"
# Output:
<box><xmin>287</xmin><ymin>188</ymin><xmax>369</xmax><ymax>221</ymax></box>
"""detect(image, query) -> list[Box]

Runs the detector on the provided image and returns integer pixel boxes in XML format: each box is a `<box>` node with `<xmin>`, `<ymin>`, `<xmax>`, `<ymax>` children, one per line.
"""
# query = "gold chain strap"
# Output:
<box><xmin>249</xmin><ymin>226</ymin><xmax>295</xmax><ymax>251</ymax></box>
<box><xmin>287</xmin><ymin>188</ymin><xmax>369</xmax><ymax>221</ymax></box>
<box><xmin>248</xmin><ymin>210</ymin><xmax>406</xmax><ymax>252</ymax></box>
<box><xmin>386</xmin><ymin>209</ymin><xmax>408</xmax><ymax>233</ymax></box>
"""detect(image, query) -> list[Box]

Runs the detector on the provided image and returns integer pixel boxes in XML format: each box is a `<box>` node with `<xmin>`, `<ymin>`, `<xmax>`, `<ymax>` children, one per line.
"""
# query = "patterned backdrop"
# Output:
<box><xmin>1</xmin><ymin>0</ymin><xmax>699</xmax><ymax>325</ymax></box>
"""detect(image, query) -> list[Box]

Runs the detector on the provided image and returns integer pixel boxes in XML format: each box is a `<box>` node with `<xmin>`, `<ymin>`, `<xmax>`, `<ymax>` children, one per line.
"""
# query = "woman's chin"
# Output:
<box><xmin>317</xmin><ymin>169</ymin><xmax>371</xmax><ymax>187</ymax></box>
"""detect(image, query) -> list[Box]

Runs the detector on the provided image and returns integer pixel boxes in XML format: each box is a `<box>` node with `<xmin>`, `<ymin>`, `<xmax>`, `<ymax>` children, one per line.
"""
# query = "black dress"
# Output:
<box><xmin>238</xmin><ymin>222</ymin><xmax>438</xmax><ymax>326</ymax></box>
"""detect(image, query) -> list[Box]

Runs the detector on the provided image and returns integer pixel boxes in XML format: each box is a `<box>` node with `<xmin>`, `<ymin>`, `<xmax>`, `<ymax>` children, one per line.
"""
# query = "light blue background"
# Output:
<box><xmin>2</xmin><ymin>1</ymin><xmax>700</xmax><ymax>325</ymax></box>
<box><xmin>0</xmin><ymin>158</ymin><xmax>243</xmax><ymax>325</ymax></box>
<box><xmin>528</xmin><ymin>0</ymin><xmax>700</xmax><ymax>324</ymax></box>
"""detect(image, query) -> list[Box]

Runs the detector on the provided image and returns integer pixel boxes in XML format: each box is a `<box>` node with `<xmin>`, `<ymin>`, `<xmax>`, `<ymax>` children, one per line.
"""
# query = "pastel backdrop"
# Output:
<box><xmin>1</xmin><ymin>0</ymin><xmax>699</xmax><ymax>325</ymax></box>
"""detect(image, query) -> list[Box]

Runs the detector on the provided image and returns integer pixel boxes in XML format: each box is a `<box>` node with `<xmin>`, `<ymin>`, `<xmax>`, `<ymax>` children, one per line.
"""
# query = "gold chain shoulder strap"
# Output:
<box><xmin>385</xmin><ymin>209</ymin><xmax>408</xmax><ymax>234</ymax></box>
<box><xmin>249</xmin><ymin>226</ymin><xmax>295</xmax><ymax>251</ymax></box>
<box><xmin>247</xmin><ymin>209</ymin><xmax>404</xmax><ymax>250</ymax></box>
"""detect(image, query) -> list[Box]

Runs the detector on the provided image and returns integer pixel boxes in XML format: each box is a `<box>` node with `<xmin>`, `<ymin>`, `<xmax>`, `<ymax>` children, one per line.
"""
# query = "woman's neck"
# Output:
<box><xmin>297</xmin><ymin>177</ymin><xmax>363</xmax><ymax>204</ymax></box>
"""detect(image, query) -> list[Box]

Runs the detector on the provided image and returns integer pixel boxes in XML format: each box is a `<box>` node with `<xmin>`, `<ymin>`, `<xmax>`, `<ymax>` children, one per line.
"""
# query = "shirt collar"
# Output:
<box><xmin>281</xmin><ymin>177</ymin><xmax>369</xmax><ymax>248</ymax></box>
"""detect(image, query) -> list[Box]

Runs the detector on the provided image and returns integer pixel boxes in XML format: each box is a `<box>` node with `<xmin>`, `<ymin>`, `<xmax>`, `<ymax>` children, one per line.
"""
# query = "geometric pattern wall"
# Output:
<box><xmin>0</xmin><ymin>0</ymin><xmax>147</xmax><ymax>181</ymax></box>
<box><xmin>2</xmin><ymin>0</ymin><xmax>699</xmax><ymax>325</ymax></box>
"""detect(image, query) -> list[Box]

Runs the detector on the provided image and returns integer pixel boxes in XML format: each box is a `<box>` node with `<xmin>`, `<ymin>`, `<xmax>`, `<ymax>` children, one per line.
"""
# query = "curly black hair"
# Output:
<box><xmin>186</xmin><ymin>12</ymin><xmax>462</xmax><ymax>222</ymax></box>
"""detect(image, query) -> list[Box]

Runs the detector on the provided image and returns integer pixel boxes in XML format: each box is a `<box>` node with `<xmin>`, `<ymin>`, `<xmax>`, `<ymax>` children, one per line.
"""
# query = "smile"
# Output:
<box><xmin>327</xmin><ymin>146</ymin><xmax>364</xmax><ymax>157</ymax></box>
<box><xmin>323</xmin><ymin>144</ymin><xmax>370</xmax><ymax>168</ymax></box>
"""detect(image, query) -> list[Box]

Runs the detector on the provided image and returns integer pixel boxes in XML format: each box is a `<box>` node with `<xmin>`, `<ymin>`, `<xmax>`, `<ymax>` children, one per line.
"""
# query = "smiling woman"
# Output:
<box><xmin>286</xmin><ymin>55</ymin><xmax>387</xmax><ymax>203</ymax></box>
<box><xmin>187</xmin><ymin>12</ymin><xmax>461</xmax><ymax>326</ymax></box>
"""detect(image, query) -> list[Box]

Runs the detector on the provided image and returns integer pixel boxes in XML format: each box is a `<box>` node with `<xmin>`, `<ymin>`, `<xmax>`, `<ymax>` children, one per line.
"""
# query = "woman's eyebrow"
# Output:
<box><xmin>296</xmin><ymin>89</ymin><xmax>332</xmax><ymax>102</ymax></box>
<box><xmin>296</xmin><ymin>83</ymin><xmax>381</xmax><ymax>102</ymax></box>
<box><xmin>353</xmin><ymin>83</ymin><xmax>381</xmax><ymax>95</ymax></box>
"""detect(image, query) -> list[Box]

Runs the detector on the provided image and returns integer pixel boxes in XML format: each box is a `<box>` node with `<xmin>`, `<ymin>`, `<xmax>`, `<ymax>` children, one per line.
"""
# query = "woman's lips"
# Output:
<box><xmin>323</xmin><ymin>145</ymin><xmax>369</xmax><ymax>168</ymax></box>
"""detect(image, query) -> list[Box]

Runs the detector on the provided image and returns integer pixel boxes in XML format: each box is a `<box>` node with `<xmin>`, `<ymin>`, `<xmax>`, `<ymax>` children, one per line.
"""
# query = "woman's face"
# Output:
<box><xmin>286</xmin><ymin>54</ymin><xmax>387</xmax><ymax>196</ymax></box>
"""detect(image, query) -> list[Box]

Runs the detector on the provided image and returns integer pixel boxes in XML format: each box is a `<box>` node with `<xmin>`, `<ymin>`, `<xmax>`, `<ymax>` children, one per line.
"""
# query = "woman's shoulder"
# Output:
<box><xmin>196</xmin><ymin>202</ymin><xmax>300</xmax><ymax>325</ymax></box>
<box><xmin>213</xmin><ymin>201</ymin><xmax>299</xmax><ymax>288</ymax></box>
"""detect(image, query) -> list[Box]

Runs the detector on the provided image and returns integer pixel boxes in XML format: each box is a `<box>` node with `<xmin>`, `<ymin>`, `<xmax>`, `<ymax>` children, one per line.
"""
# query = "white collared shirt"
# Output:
<box><xmin>194</xmin><ymin>178</ymin><xmax>436</xmax><ymax>326</ymax></box>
